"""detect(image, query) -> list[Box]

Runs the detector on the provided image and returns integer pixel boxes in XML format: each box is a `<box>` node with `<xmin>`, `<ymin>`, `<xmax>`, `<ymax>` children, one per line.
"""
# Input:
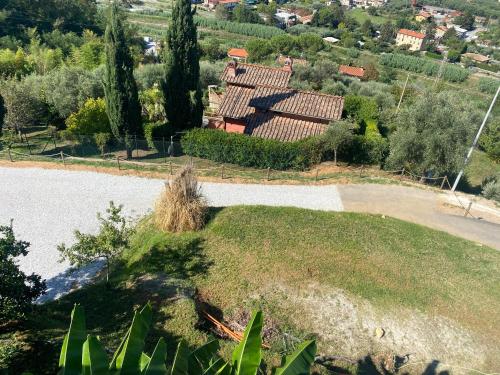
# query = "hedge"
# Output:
<box><xmin>181</xmin><ymin>128</ymin><xmax>323</xmax><ymax>170</ymax></box>
<box><xmin>379</xmin><ymin>53</ymin><xmax>469</xmax><ymax>83</ymax></box>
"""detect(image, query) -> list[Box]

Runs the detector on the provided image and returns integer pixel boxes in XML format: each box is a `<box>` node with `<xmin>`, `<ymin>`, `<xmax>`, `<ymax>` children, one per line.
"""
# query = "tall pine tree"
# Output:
<box><xmin>162</xmin><ymin>0</ymin><xmax>203</xmax><ymax>129</ymax></box>
<box><xmin>103</xmin><ymin>2</ymin><xmax>142</xmax><ymax>158</ymax></box>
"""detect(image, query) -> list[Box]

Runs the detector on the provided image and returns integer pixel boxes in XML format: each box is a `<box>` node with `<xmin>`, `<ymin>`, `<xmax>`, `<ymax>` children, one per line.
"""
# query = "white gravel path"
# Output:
<box><xmin>0</xmin><ymin>167</ymin><xmax>343</xmax><ymax>301</ymax></box>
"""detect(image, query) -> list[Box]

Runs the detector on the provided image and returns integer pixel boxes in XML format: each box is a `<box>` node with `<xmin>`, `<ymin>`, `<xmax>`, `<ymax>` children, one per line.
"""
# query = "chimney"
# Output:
<box><xmin>283</xmin><ymin>56</ymin><xmax>293</xmax><ymax>72</ymax></box>
<box><xmin>227</xmin><ymin>60</ymin><xmax>237</xmax><ymax>78</ymax></box>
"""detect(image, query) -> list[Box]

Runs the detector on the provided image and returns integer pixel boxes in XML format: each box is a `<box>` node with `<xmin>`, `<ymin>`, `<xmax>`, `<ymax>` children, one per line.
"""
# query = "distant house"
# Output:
<box><xmin>323</xmin><ymin>36</ymin><xmax>340</xmax><ymax>44</ymax></box>
<box><xmin>204</xmin><ymin>0</ymin><xmax>239</xmax><ymax>10</ymax></box>
<box><xmin>275</xmin><ymin>10</ymin><xmax>297</xmax><ymax>28</ymax></box>
<box><xmin>143</xmin><ymin>36</ymin><xmax>160</xmax><ymax>57</ymax></box>
<box><xmin>396</xmin><ymin>29</ymin><xmax>426</xmax><ymax>51</ymax></box>
<box><xmin>435</xmin><ymin>25</ymin><xmax>448</xmax><ymax>39</ymax></box>
<box><xmin>352</xmin><ymin>0</ymin><xmax>386</xmax><ymax>8</ymax></box>
<box><xmin>415</xmin><ymin>11</ymin><xmax>432</xmax><ymax>22</ymax></box>
<box><xmin>276</xmin><ymin>54</ymin><xmax>307</xmax><ymax>66</ymax></box>
<box><xmin>339</xmin><ymin>65</ymin><xmax>365</xmax><ymax>79</ymax></box>
<box><xmin>462</xmin><ymin>53</ymin><xmax>490</xmax><ymax>64</ymax></box>
<box><xmin>228</xmin><ymin>48</ymin><xmax>249</xmax><ymax>62</ymax></box>
<box><xmin>210</xmin><ymin>59</ymin><xmax>344</xmax><ymax>142</ymax></box>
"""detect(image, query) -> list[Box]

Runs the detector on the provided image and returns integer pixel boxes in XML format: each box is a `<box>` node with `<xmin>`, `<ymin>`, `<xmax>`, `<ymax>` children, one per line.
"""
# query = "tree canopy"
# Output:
<box><xmin>0</xmin><ymin>223</ymin><xmax>46</xmax><ymax>321</ymax></box>
<box><xmin>386</xmin><ymin>91</ymin><xmax>482</xmax><ymax>176</ymax></box>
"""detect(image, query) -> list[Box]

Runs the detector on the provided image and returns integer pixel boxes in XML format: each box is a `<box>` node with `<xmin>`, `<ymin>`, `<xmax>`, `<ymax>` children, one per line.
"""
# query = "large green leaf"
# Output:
<box><xmin>140</xmin><ymin>353</ymin><xmax>151</xmax><ymax>373</ymax></box>
<box><xmin>82</xmin><ymin>335</ymin><xmax>109</xmax><ymax>375</ymax></box>
<box><xmin>214</xmin><ymin>362</ymin><xmax>231</xmax><ymax>375</ymax></box>
<box><xmin>59</xmin><ymin>304</ymin><xmax>87</xmax><ymax>375</ymax></box>
<box><xmin>274</xmin><ymin>340</ymin><xmax>316</xmax><ymax>375</ymax></box>
<box><xmin>231</xmin><ymin>311</ymin><xmax>263</xmax><ymax>375</ymax></box>
<box><xmin>143</xmin><ymin>338</ymin><xmax>167</xmax><ymax>375</ymax></box>
<box><xmin>171</xmin><ymin>340</ymin><xmax>189</xmax><ymax>375</ymax></box>
<box><xmin>201</xmin><ymin>358</ymin><xmax>226</xmax><ymax>375</ymax></box>
<box><xmin>189</xmin><ymin>339</ymin><xmax>219</xmax><ymax>375</ymax></box>
<box><xmin>109</xmin><ymin>303</ymin><xmax>153</xmax><ymax>375</ymax></box>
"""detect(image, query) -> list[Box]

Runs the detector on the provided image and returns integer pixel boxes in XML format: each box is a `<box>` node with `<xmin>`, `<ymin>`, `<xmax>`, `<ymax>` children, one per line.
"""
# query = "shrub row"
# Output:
<box><xmin>181</xmin><ymin>128</ymin><xmax>322</xmax><ymax>170</ymax></box>
<box><xmin>194</xmin><ymin>17</ymin><xmax>285</xmax><ymax>39</ymax></box>
<box><xmin>379</xmin><ymin>53</ymin><xmax>469</xmax><ymax>83</ymax></box>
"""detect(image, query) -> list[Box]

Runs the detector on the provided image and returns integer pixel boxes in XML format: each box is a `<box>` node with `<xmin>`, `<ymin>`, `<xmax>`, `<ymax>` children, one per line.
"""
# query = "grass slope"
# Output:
<box><xmin>3</xmin><ymin>207</ymin><xmax>499</xmax><ymax>373</ymax></box>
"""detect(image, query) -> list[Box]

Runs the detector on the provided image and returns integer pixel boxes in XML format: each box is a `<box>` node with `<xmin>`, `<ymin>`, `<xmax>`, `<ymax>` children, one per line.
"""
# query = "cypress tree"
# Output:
<box><xmin>103</xmin><ymin>2</ymin><xmax>142</xmax><ymax>158</ymax></box>
<box><xmin>162</xmin><ymin>0</ymin><xmax>203</xmax><ymax>129</ymax></box>
<box><xmin>0</xmin><ymin>93</ymin><xmax>5</xmax><ymax>136</ymax></box>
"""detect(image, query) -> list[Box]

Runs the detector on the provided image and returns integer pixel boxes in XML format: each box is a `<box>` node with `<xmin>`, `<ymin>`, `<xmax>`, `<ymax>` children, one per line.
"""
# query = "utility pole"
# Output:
<box><xmin>397</xmin><ymin>73</ymin><xmax>410</xmax><ymax>111</ymax></box>
<box><xmin>451</xmin><ymin>85</ymin><xmax>500</xmax><ymax>192</ymax></box>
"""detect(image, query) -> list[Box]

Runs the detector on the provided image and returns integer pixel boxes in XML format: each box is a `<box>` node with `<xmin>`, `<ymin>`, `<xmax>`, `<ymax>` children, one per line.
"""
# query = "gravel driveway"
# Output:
<box><xmin>0</xmin><ymin>167</ymin><xmax>343</xmax><ymax>300</ymax></box>
<box><xmin>2</xmin><ymin>166</ymin><xmax>499</xmax><ymax>302</ymax></box>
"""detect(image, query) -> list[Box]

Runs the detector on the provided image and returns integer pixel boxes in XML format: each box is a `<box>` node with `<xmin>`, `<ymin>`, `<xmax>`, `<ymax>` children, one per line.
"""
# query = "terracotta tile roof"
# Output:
<box><xmin>250</xmin><ymin>86</ymin><xmax>344</xmax><ymax>121</ymax></box>
<box><xmin>217</xmin><ymin>85</ymin><xmax>255</xmax><ymax>119</ymax></box>
<box><xmin>462</xmin><ymin>53</ymin><xmax>490</xmax><ymax>63</ymax></box>
<box><xmin>418</xmin><ymin>11</ymin><xmax>432</xmax><ymax>18</ymax></box>
<box><xmin>339</xmin><ymin>65</ymin><xmax>365</xmax><ymax>78</ymax></box>
<box><xmin>227</xmin><ymin>48</ymin><xmax>248</xmax><ymax>59</ymax></box>
<box><xmin>220</xmin><ymin>62</ymin><xmax>291</xmax><ymax>88</ymax></box>
<box><xmin>245</xmin><ymin>112</ymin><xmax>328</xmax><ymax>142</ymax></box>
<box><xmin>398</xmin><ymin>28</ymin><xmax>426</xmax><ymax>39</ymax></box>
<box><xmin>219</xmin><ymin>0</ymin><xmax>239</xmax><ymax>4</ymax></box>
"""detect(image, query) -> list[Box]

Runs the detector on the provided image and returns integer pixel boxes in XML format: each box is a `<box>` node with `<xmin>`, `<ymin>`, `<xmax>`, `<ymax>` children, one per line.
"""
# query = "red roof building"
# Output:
<box><xmin>396</xmin><ymin>29</ymin><xmax>426</xmax><ymax>51</ymax></box>
<box><xmin>227</xmin><ymin>48</ymin><xmax>248</xmax><ymax>61</ymax></box>
<box><xmin>339</xmin><ymin>65</ymin><xmax>365</xmax><ymax>79</ymax></box>
<box><xmin>211</xmin><ymin>59</ymin><xmax>344</xmax><ymax>142</ymax></box>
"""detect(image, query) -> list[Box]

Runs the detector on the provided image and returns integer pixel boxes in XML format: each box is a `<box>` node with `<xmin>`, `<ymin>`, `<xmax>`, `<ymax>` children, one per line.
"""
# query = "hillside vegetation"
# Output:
<box><xmin>5</xmin><ymin>206</ymin><xmax>499</xmax><ymax>373</ymax></box>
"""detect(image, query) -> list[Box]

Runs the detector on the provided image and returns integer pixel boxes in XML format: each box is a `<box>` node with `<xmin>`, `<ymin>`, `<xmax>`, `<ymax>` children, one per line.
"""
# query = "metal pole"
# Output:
<box><xmin>397</xmin><ymin>73</ymin><xmax>410</xmax><ymax>111</ymax></box>
<box><xmin>451</xmin><ymin>85</ymin><xmax>500</xmax><ymax>192</ymax></box>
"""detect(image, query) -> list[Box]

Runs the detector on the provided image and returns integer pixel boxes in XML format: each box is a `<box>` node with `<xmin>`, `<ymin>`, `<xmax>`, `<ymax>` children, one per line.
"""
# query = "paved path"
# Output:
<box><xmin>1</xmin><ymin>166</ymin><xmax>499</xmax><ymax>301</ymax></box>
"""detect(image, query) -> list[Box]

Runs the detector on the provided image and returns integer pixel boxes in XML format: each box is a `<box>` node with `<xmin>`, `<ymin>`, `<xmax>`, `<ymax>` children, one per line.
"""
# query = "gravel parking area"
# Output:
<box><xmin>0</xmin><ymin>167</ymin><xmax>343</xmax><ymax>301</ymax></box>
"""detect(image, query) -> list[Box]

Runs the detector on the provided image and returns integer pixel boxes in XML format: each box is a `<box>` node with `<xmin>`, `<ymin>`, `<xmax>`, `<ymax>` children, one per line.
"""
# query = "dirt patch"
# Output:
<box><xmin>262</xmin><ymin>283</ymin><xmax>499</xmax><ymax>374</ymax></box>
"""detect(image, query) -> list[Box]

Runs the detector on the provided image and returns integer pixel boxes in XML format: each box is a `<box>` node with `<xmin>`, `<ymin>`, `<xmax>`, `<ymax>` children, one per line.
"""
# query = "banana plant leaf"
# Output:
<box><xmin>188</xmin><ymin>339</ymin><xmax>219</xmax><ymax>375</ymax></box>
<box><xmin>59</xmin><ymin>304</ymin><xmax>87</xmax><ymax>375</ymax></box>
<box><xmin>201</xmin><ymin>358</ymin><xmax>226</xmax><ymax>375</ymax></box>
<box><xmin>140</xmin><ymin>353</ymin><xmax>151</xmax><ymax>373</ymax></box>
<box><xmin>231</xmin><ymin>311</ymin><xmax>263</xmax><ymax>375</ymax></box>
<box><xmin>171</xmin><ymin>340</ymin><xmax>189</xmax><ymax>375</ymax></box>
<box><xmin>109</xmin><ymin>303</ymin><xmax>153</xmax><ymax>375</ymax></box>
<box><xmin>274</xmin><ymin>340</ymin><xmax>316</xmax><ymax>375</ymax></box>
<box><xmin>82</xmin><ymin>335</ymin><xmax>109</xmax><ymax>375</ymax></box>
<box><xmin>142</xmin><ymin>338</ymin><xmax>167</xmax><ymax>375</ymax></box>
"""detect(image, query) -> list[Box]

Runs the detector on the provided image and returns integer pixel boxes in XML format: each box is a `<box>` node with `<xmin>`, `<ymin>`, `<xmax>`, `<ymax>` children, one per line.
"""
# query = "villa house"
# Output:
<box><xmin>339</xmin><ymin>65</ymin><xmax>365</xmax><ymax>79</ymax></box>
<box><xmin>228</xmin><ymin>48</ymin><xmax>249</xmax><ymax>62</ymax></box>
<box><xmin>396</xmin><ymin>29</ymin><xmax>426</xmax><ymax>51</ymax></box>
<box><xmin>208</xmin><ymin>59</ymin><xmax>344</xmax><ymax>142</ymax></box>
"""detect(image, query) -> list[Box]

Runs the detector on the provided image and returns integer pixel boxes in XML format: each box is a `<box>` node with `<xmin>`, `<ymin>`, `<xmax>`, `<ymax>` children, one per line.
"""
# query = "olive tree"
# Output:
<box><xmin>386</xmin><ymin>91</ymin><xmax>481</xmax><ymax>176</ymax></box>
<box><xmin>324</xmin><ymin>120</ymin><xmax>354</xmax><ymax>165</ymax></box>
<box><xmin>58</xmin><ymin>201</ymin><xmax>132</xmax><ymax>285</ymax></box>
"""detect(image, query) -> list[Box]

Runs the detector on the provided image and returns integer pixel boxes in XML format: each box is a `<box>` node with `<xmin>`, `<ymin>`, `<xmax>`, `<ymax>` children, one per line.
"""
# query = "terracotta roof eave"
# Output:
<box><xmin>250</xmin><ymin>107</ymin><xmax>341</xmax><ymax>122</ymax></box>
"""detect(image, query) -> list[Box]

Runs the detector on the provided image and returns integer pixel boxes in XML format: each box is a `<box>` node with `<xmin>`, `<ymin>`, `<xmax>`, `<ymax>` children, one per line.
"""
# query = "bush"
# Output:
<box><xmin>65</xmin><ymin>98</ymin><xmax>111</xmax><ymax>135</ymax></box>
<box><xmin>154</xmin><ymin>165</ymin><xmax>207</xmax><ymax>232</ymax></box>
<box><xmin>482</xmin><ymin>180</ymin><xmax>500</xmax><ymax>202</ymax></box>
<box><xmin>181</xmin><ymin>128</ymin><xmax>323</xmax><ymax>170</ymax></box>
<box><xmin>478</xmin><ymin>77</ymin><xmax>499</xmax><ymax>95</ymax></box>
<box><xmin>0</xmin><ymin>224</ymin><xmax>46</xmax><ymax>322</ymax></box>
<box><xmin>144</xmin><ymin>122</ymin><xmax>173</xmax><ymax>149</ymax></box>
<box><xmin>343</xmin><ymin>95</ymin><xmax>379</xmax><ymax>123</ymax></box>
<box><xmin>246</xmin><ymin>39</ymin><xmax>273</xmax><ymax>62</ymax></box>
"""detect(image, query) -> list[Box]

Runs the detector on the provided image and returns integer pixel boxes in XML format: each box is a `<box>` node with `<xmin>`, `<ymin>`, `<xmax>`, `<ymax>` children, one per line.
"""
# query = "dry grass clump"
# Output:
<box><xmin>154</xmin><ymin>165</ymin><xmax>207</xmax><ymax>232</ymax></box>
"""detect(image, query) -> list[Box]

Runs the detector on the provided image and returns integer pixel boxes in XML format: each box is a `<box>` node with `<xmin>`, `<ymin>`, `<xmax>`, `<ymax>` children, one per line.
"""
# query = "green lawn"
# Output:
<box><xmin>4</xmin><ymin>206</ymin><xmax>499</xmax><ymax>373</ymax></box>
<box><xmin>346</xmin><ymin>8</ymin><xmax>390</xmax><ymax>25</ymax></box>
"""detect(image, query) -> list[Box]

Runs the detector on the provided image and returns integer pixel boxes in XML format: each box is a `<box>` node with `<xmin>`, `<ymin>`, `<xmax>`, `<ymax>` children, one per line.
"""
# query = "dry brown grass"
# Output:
<box><xmin>154</xmin><ymin>165</ymin><xmax>207</xmax><ymax>232</ymax></box>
